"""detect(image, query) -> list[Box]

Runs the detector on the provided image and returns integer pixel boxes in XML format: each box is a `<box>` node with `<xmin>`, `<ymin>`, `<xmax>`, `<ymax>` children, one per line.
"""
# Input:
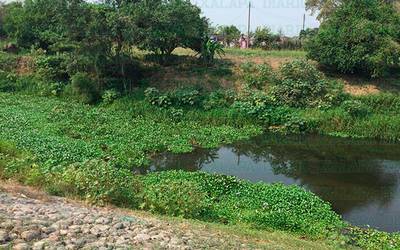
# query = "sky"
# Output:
<box><xmin>191</xmin><ymin>0</ymin><xmax>320</xmax><ymax>36</ymax></box>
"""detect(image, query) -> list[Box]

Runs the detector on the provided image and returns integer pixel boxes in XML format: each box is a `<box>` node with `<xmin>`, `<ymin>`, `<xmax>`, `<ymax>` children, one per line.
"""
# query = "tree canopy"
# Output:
<box><xmin>217</xmin><ymin>25</ymin><xmax>241</xmax><ymax>47</ymax></box>
<box><xmin>253</xmin><ymin>26</ymin><xmax>275</xmax><ymax>49</ymax></box>
<box><xmin>0</xmin><ymin>0</ymin><xmax>210</xmax><ymax>94</ymax></box>
<box><xmin>133</xmin><ymin>0</ymin><xmax>207</xmax><ymax>56</ymax></box>
<box><xmin>306</xmin><ymin>0</ymin><xmax>400</xmax><ymax>77</ymax></box>
<box><xmin>306</xmin><ymin>0</ymin><xmax>400</xmax><ymax>20</ymax></box>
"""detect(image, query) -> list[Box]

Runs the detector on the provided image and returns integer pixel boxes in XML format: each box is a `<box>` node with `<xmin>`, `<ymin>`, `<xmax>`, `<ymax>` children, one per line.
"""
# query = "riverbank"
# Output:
<box><xmin>1</xmin><ymin>104</ymin><xmax>400</xmax><ymax>249</ymax></box>
<box><xmin>1</xmin><ymin>182</ymin><xmax>338</xmax><ymax>249</ymax></box>
<box><xmin>1</xmin><ymin>48</ymin><xmax>400</xmax><ymax>248</ymax></box>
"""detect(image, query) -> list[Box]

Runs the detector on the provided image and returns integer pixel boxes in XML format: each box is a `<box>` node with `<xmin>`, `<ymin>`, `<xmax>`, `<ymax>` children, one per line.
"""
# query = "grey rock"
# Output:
<box><xmin>13</xmin><ymin>243</ymin><xmax>30</xmax><ymax>250</ymax></box>
<box><xmin>113</xmin><ymin>223</ymin><xmax>124</xmax><ymax>230</ymax></box>
<box><xmin>0</xmin><ymin>230</ymin><xmax>9</xmax><ymax>243</ymax></box>
<box><xmin>21</xmin><ymin>230</ymin><xmax>41</xmax><ymax>241</ymax></box>
<box><xmin>32</xmin><ymin>241</ymin><xmax>46</xmax><ymax>250</ymax></box>
<box><xmin>134</xmin><ymin>233</ymin><xmax>151</xmax><ymax>243</ymax></box>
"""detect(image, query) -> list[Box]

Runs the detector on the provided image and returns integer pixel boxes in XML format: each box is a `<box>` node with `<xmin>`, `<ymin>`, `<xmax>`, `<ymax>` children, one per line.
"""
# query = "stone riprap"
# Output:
<box><xmin>0</xmin><ymin>191</ymin><xmax>251</xmax><ymax>250</ymax></box>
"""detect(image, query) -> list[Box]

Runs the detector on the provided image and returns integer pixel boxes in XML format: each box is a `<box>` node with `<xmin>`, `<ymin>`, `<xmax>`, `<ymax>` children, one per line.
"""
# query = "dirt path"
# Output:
<box><xmin>0</xmin><ymin>184</ymin><xmax>254</xmax><ymax>250</ymax></box>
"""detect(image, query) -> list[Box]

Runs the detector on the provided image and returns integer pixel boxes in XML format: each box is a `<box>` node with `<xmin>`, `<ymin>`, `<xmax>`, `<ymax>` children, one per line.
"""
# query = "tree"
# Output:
<box><xmin>306</xmin><ymin>0</ymin><xmax>400</xmax><ymax>77</ymax></box>
<box><xmin>2</xmin><ymin>0</ymin><xmax>89</xmax><ymax>50</ymax></box>
<box><xmin>253</xmin><ymin>26</ymin><xmax>274</xmax><ymax>49</ymax></box>
<box><xmin>133</xmin><ymin>0</ymin><xmax>207</xmax><ymax>60</ymax></box>
<box><xmin>200</xmin><ymin>38</ymin><xmax>225</xmax><ymax>65</ymax></box>
<box><xmin>217</xmin><ymin>25</ymin><xmax>241</xmax><ymax>47</ymax></box>
<box><xmin>0</xmin><ymin>1</ymin><xmax>5</xmax><ymax>37</ymax></box>
<box><xmin>299</xmin><ymin>28</ymin><xmax>318</xmax><ymax>41</ymax></box>
<box><xmin>306</xmin><ymin>0</ymin><xmax>400</xmax><ymax>20</ymax></box>
<box><xmin>305</xmin><ymin>0</ymin><xmax>341</xmax><ymax>20</ymax></box>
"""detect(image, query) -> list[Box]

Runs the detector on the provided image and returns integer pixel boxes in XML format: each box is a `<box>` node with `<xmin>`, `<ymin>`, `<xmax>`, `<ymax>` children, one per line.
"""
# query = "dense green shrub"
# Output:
<box><xmin>270</xmin><ymin>60</ymin><xmax>345</xmax><ymax>108</ymax></box>
<box><xmin>140</xmin><ymin>178</ymin><xmax>208</xmax><ymax>218</ymax></box>
<box><xmin>341</xmin><ymin>100</ymin><xmax>371</xmax><ymax>118</ymax></box>
<box><xmin>0</xmin><ymin>141</ymin><xmax>25</xmax><ymax>179</ymax></box>
<box><xmin>142</xmin><ymin>171</ymin><xmax>344</xmax><ymax>237</ymax></box>
<box><xmin>35</xmin><ymin>81</ymin><xmax>63</xmax><ymax>97</ymax></box>
<box><xmin>345</xmin><ymin>227</ymin><xmax>400</xmax><ymax>250</ymax></box>
<box><xmin>232</xmin><ymin>91</ymin><xmax>274</xmax><ymax>118</ymax></box>
<box><xmin>0</xmin><ymin>71</ymin><xmax>16</xmax><ymax>92</ymax></box>
<box><xmin>58</xmin><ymin>160</ymin><xmax>141</xmax><ymax>206</ymax></box>
<box><xmin>70</xmin><ymin>72</ymin><xmax>99</xmax><ymax>104</ymax></box>
<box><xmin>202</xmin><ymin>90</ymin><xmax>235</xmax><ymax>110</ymax></box>
<box><xmin>173</xmin><ymin>88</ymin><xmax>201</xmax><ymax>107</ymax></box>
<box><xmin>240</xmin><ymin>62</ymin><xmax>275</xmax><ymax>89</ymax></box>
<box><xmin>168</xmin><ymin>107</ymin><xmax>184</xmax><ymax>122</ymax></box>
<box><xmin>357</xmin><ymin>93</ymin><xmax>400</xmax><ymax>114</ymax></box>
<box><xmin>144</xmin><ymin>87</ymin><xmax>203</xmax><ymax>108</ymax></box>
<box><xmin>232</xmin><ymin>90</ymin><xmax>316</xmax><ymax>134</ymax></box>
<box><xmin>34</xmin><ymin>54</ymin><xmax>70</xmax><ymax>81</ymax></box>
<box><xmin>0</xmin><ymin>72</ymin><xmax>44</xmax><ymax>94</ymax></box>
<box><xmin>306</xmin><ymin>0</ymin><xmax>400</xmax><ymax>77</ymax></box>
<box><xmin>102</xmin><ymin>89</ymin><xmax>120</xmax><ymax>104</ymax></box>
<box><xmin>0</xmin><ymin>52</ymin><xmax>19</xmax><ymax>72</ymax></box>
<box><xmin>279</xmin><ymin>59</ymin><xmax>322</xmax><ymax>83</ymax></box>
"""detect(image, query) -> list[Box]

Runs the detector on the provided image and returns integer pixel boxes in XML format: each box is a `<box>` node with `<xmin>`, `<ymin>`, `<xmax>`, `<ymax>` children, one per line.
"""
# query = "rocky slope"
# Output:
<box><xmin>0</xmin><ymin>186</ymin><xmax>252</xmax><ymax>250</ymax></box>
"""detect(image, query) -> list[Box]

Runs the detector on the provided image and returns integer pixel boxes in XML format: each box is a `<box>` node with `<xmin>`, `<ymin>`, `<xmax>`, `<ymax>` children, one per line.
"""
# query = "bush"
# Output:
<box><xmin>168</xmin><ymin>107</ymin><xmax>184</xmax><ymax>122</ymax></box>
<box><xmin>140</xmin><ymin>178</ymin><xmax>208</xmax><ymax>218</ymax></box>
<box><xmin>345</xmin><ymin>227</ymin><xmax>400</xmax><ymax>250</ymax></box>
<box><xmin>58</xmin><ymin>160</ymin><xmax>141</xmax><ymax>206</ymax></box>
<box><xmin>0</xmin><ymin>72</ymin><xmax>45</xmax><ymax>94</ymax></box>
<box><xmin>173</xmin><ymin>88</ymin><xmax>201</xmax><ymax>107</ymax></box>
<box><xmin>35</xmin><ymin>54</ymin><xmax>70</xmax><ymax>82</ymax></box>
<box><xmin>240</xmin><ymin>62</ymin><xmax>275</xmax><ymax>89</ymax></box>
<box><xmin>0</xmin><ymin>52</ymin><xmax>19</xmax><ymax>72</ymax></box>
<box><xmin>357</xmin><ymin>93</ymin><xmax>400</xmax><ymax>114</ymax></box>
<box><xmin>144</xmin><ymin>87</ymin><xmax>203</xmax><ymax>109</ymax></box>
<box><xmin>142</xmin><ymin>171</ymin><xmax>344</xmax><ymax>237</ymax></box>
<box><xmin>102</xmin><ymin>89</ymin><xmax>120</xmax><ymax>104</ymax></box>
<box><xmin>232</xmin><ymin>91</ymin><xmax>274</xmax><ymax>118</ymax></box>
<box><xmin>306</xmin><ymin>0</ymin><xmax>400</xmax><ymax>77</ymax></box>
<box><xmin>202</xmin><ymin>90</ymin><xmax>235</xmax><ymax>110</ymax></box>
<box><xmin>270</xmin><ymin>60</ymin><xmax>343</xmax><ymax>108</ymax></box>
<box><xmin>144</xmin><ymin>87</ymin><xmax>172</xmax><ymax>108</ymax></box>
<box><xmin>341</xmin><ymin>100</ymin><xmax>371</xmax><ymax>118</ymax></box>
<box><xmin>70</xmin><ymin>72</ymin><xmax>99</xmax><ymax>104</ymax></box>
<box><xmin>0</xmin><ymin>71</ymin><xmax>17</xmax><ymax>92</ymax></box>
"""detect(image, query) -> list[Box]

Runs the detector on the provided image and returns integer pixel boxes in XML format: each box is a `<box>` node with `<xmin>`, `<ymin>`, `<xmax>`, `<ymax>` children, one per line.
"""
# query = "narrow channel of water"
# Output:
<box><xmin>143</xmin><ymin>134</ymin><xmax>400</xmax><ymax>232</ymax></box>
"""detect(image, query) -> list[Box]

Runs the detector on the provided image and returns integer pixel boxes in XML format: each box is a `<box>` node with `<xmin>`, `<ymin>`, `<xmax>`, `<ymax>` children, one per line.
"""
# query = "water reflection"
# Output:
<box><xmin>145</xmin><ymin>134</ymin><xmax>400</xmax><ymax>232</ymax></box>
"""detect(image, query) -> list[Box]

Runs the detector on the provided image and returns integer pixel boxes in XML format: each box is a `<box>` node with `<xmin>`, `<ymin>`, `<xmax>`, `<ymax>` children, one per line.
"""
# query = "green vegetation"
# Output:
<box><xmin>2</xmin><ymin>142</ymin><xmax>343</xmax><ymax>238</ymax></box>
<box><xmin>1</xmin><ymin>0</ymin><xmax>400</xmax><ymax>249</ymax></box>
<box><xmin>215</xmin><ymin>25</ymin><xmax>241</xmax><ymax>47</ymax></box>
<box><xmin>133</xmin><ymin>0</ymin><xmax>207</xmax><ymax>58</ymax></box>
<box><xmin>140</xmin><ymin>171</ymin><xmax>343</xmax><ymax>237</ymax></box>
<box><xmin>307</xmin><ymin>0</ymin><xmax>400</xmax><ymax>77</ymax></box>
<box><xmin>225</xmin><ymin>48</ymin><xmax>307</xmax><ymax>58</ymax></box>
<box><xmin>2</xmin><ymin>142</ymin><xmax>400</xmax><ymax>249</ymax></box>
<box><xmin>199</xmin><ymin>38</ymin><xmax>225</xmax><ymax>65</ymax></box>
<box><xmin>0</xmin><ymin>92</ymin><xmax>260</xmax><ymax>167</ymax></box>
